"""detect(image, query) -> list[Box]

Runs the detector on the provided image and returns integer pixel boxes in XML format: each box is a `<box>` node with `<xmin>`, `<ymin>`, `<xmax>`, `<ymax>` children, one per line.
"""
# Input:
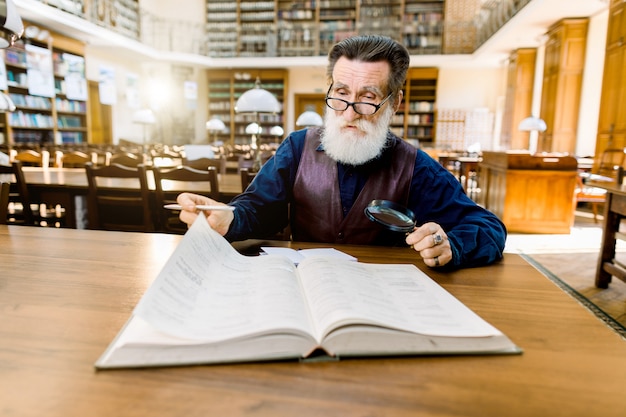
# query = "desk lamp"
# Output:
<box><xmin>0</xmin><ymin>0</ymin><xmax>24</xmax><ymax>48</ymax></box>
<box><xmin>518</xmin><ymin>116</ymin><xmax>546</xmax><ymax>155</ymax></box>
<box><xmin>235</xmin><ymin>77</ymin><xmax>281</xmax><ymax>172</ymax></box>
<box><xmin>206</xmin><ymin>116</ymin><xmax>226</xmax><ymax>144</ymax></box>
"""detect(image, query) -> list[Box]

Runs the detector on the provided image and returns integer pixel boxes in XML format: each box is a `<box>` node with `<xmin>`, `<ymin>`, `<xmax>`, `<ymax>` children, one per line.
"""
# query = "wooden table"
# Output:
<box><xmin>0</xmin><ymin>167</ymin><xmax>243</xmax><ymax>228</ymax></box>
<box><xmin>594</xmin><ymin>181</ymin><xmax>626</xmax><ymax>288</ymax></box>
<box><xmin>1</xmin><ymin>225</ymin><xmax>625</xmax><ymax>417</ymax></box>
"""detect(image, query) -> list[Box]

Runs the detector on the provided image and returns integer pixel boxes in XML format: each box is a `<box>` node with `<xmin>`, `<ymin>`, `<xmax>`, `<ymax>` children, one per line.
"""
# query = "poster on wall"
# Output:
<box><xmin>126</xmin><ymin>73</ymin><xmax>140</xmax><ymax>108</ymax></box>
<box><xmin>63</xmin><ymin>53</ymin><xmax>88</xmax><ymax>101</ymax></box>
<box><xmin>25</xmin><ymin>44</ymin><xmax>55</xmax><ymax>98</ymax></box>
<box><xmin>98</xmin><ymin>65</ymin><xmax>117</xmax><ymax>105</ymax></box>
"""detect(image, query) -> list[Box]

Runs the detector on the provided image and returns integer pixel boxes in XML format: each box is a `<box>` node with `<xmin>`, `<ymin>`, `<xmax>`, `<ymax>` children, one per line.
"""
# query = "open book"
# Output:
<box><xmin>95</xmin><ymin>216</ymin><xmax>521</xmax><ymax>369</ymax></box>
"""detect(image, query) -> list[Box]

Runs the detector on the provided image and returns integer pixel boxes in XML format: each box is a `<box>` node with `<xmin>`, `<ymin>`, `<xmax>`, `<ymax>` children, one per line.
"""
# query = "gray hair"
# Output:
<box><xmin>326</xmin><ymin>35</ymin><xmax>410</xmax><ymax>98</ymax></box>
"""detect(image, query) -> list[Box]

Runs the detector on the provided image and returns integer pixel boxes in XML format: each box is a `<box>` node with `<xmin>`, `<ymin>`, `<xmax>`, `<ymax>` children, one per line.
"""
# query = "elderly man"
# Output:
<box><xmin>177</xmin><ymin>35</ymin><xmax>506</xmax><ymax>269</ymax></box>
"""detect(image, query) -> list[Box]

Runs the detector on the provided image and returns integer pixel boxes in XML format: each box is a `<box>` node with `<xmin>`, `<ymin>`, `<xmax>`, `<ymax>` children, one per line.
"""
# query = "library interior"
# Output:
<box><xmin>1</xmin><ymin>1</ymin><xmax>626</xmax><ymax>416</ymax></box>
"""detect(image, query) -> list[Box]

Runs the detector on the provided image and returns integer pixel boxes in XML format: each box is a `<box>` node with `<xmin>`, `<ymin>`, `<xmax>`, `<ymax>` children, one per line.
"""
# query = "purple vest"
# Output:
<box><xmin>291</xmin><ymin>128</ymin><xmax>416</xmax><ymax>244</ymax></box>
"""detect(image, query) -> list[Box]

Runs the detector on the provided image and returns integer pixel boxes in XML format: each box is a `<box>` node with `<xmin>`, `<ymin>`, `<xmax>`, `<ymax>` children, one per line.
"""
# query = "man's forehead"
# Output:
<box><xmin>332</xmin><ymin>57</ymin><xmax>390</xmax><ymax>92</ymax></box>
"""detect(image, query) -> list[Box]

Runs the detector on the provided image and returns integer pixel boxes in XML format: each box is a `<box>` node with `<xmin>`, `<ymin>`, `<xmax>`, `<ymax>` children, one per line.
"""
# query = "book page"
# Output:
<box><xmin>133</xmin><ymin>216</ymin><xmax>315</xmax><ymax>343</ymax></box>
<box><xmin>296</xmin><ymin>258</ymin><xmax>502</xmax><ymax>342</ymax></box>
<box><xmin>261</xmin><ymin>247</ymin><xmax>357</xmax><ymax>265</ymax></box>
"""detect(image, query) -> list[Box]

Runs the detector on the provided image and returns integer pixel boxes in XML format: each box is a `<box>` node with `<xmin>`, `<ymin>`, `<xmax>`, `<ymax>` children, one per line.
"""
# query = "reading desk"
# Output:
<box><xmin>0</xmin><ymin>225</ymin><xmax>625</xmax><ymax>417</ymax></box>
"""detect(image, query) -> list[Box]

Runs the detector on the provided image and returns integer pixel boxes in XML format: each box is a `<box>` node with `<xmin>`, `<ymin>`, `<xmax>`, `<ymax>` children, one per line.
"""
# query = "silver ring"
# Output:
<box><xmin>434</xmin><ymin>256</ymin><xmax>440</xmax><ymax>267</ymax></box>
<box><xmin>433</xmin><ymin>233</ymin><xmax>443</xmax><ymax>246</ymax></box>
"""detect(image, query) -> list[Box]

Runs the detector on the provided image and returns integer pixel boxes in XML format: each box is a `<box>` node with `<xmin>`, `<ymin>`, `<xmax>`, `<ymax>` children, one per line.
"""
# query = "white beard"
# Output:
<box><xmin>320</xmin><ymin>103</ymin><xmax>394</xmax><ymax>166</ymax></box>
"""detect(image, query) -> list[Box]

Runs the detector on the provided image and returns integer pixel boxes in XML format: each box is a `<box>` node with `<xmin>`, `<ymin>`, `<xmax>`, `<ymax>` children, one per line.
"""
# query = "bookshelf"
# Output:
<box><xmin>1</xmin><ymin>27</ymin><xmax>89</xmax><ymax>149</ymax></box>
<box><xmin>207</xmin><ymin>69</ymin><xmax>287</xmax><ymax>145</ymax></box>
<box><xmin>205</xmin><ymin>0</ymin><xmax>444</xmax><ymax>57</ymax></box>
<box><xmin>391</xmin><ymin>68</ymin><xmax>438</xmax><ymax>147</ymax></box>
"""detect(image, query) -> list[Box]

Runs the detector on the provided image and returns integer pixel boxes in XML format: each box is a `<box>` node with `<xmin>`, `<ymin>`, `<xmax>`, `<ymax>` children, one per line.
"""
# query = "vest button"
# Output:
<box><xmin>338</xmin><ymin>232</ymin><xmax>344</xmax><ymax>240</ymax></box>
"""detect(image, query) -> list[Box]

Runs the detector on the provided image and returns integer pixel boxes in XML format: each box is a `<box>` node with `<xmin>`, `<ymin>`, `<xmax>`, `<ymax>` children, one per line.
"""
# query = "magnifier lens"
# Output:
<box><xmin>364</xmin><ymin>200</ymin><xmax>416</xmax><ymax>233</ymax></box>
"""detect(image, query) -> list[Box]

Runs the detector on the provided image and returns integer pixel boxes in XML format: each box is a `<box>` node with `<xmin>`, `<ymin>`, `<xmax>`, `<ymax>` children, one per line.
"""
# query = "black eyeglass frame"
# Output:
<box><xmin>325</xmin><ymin>84</ymin><xmax>393</xmax><ymax>116</ymax></box>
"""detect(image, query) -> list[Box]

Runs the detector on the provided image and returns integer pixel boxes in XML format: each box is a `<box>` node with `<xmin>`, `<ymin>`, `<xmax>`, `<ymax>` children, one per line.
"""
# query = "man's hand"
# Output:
<box><xmin>176</xmin><ymin>192</ymin><xmax>234</xmax><ymax>236</ymax></box>
<box><xmin>405</xmin><ymin>222</ymin><xmax>451</xmax><ymax>268</ymax></box>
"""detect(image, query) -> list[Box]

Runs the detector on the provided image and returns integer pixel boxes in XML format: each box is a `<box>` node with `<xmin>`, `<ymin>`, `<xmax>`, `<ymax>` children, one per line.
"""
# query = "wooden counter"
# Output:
<box><xmin>479</xmin><ymin>151</ymin><xmax>578</xmax><ymax>233</ymax></box>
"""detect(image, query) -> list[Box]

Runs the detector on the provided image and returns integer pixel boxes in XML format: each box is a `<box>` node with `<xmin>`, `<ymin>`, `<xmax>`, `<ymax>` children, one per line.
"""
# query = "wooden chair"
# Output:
<box><xmin>85</xmin><ymin>162</ymin><xmax>153</xmax><ymax>232</ymax></box>
<box><xmin>182</xmin><ymin>156</ymin><xmax>227</xmax><ymax>176</ymax></box>
<box><xmin>10</xmin><ymin>149</ymin><xmax>50</xmax><ymax>167</ymax></box>
<box><xmin>240</xmin><ymin>167</ymin><xmax>256</xmax><ymax>191</ymax></box>
<box><xmin>54</xmin><ymin>150</ymin><xmax>96</xmax><ymax>168</ymax></box>
<box><xmin>105</xmin><ymin>152</ymin><xmax>144</xmax><ymax>167</ymax></box>
<box><xmin>0</xmin><ymin>182</ymin><xmax>10</xmax><ymax>225</ymax></box>
<box><xmin>0</xmin><ymin>161</ymin><xmax>34</xmax><ymax>225</ymax></box>
<box><xmin>153</xmin><ymin>165</ymin><xmax>220</xmax><ymax>234</ymax></box>
<box><xmin>575</xmin><ymin>148</ymin><xmax>626</xmax><ymax>222</ymax></box>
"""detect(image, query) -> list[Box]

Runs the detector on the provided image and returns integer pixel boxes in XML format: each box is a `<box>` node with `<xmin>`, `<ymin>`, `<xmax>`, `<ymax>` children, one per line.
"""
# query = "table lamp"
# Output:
<box><xmin>132</xmin><ymin>108</ymin><xmax>156</xmax><ymax>154</ymax></box>
<box><xmin>296</xmin><ymin>110</ymin><xmax>323</xmax><ymax>127</ymax></box>
<box><xmin>518</xmin><ymin>116</ymin><xmax>546</xmax><ymax>155</ymax></box>
<box><xmin>206</xmin><ymin>116</ymin><xmax>226</xmax><ymax>144</ymax></box>
<box><xmin>0</xmin><ymin>0</ymin><xmax>24</xmax><ymax>48</ymax></box>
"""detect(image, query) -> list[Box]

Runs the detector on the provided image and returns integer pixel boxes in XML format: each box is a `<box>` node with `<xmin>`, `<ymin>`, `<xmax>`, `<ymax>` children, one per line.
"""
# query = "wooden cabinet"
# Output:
<box><xmin>1</xmin><ymin>27</ymin><xmax>89</xmax><ymax>149</ymax></box>
<box><xmin>539</xmin><ymin>18</ymin><xmax>588</xmax><ymax>155</ymax></box>
<box><xmin>207</xmin><ymin>69</ymin><xmax>287</xmax><ymax>145</ymax></box>
<box><xmin>479</xmin><ymin>151</ymin><xmax>578</xmax><ymax>234</ymax></box>
<box><xmin>500</xmin><ymin>48</ymin><xmax>537</xmax><ymax>151</ymax></box>
<box><xmin>594</xmin><ymin>0</ymin><xmax>626</xmax><ymax>167</ymax></box>
<box><xmin>205</xmin><ymin>0</ymin><xmax>444</xmax><ymax>57</ymax></box>
<box><xmin>391</xmin><ymin>67</ymin><xmax>438</xmax><ymax>147</ymax></box>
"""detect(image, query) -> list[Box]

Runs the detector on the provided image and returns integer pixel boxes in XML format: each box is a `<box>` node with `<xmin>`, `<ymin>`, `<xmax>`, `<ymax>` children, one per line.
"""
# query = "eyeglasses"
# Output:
<box><xmin>325</xmin><ymin>85</ymin><xmax>392</xmax><ymax>116</ymax></box>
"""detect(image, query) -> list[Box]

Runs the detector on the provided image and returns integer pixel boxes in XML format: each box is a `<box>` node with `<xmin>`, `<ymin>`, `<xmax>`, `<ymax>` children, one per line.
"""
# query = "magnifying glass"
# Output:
<box><xmin>364</xmin><ymin>199</ymin><xmax>416</xmax><ymax>233</ymax></box>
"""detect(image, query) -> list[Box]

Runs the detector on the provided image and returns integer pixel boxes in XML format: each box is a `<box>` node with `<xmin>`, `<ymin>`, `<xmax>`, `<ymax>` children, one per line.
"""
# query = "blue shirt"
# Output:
<box><xmin>226</xmin><ymin>128</ymin><xmax>507</xmax><ymax>268</ymax></box>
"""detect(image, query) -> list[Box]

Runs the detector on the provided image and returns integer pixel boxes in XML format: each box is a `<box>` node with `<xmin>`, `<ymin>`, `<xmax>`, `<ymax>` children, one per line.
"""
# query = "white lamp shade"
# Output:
<box><xmin>296</xmin><ymin>110</ymin><xmax>323</xmax><ymax>127</ymax></box>
<box><xmin>270</xmin><ymin>125</ymin><xmax>284</xmax><ymax>136</ymax></box>
<box><xmin>518</xmin><ymin>116</ymin><xmax>547</xmax><ymax>132</ymax></box>
<box><xmin>0</xmin><ymin>0</ymin><xmax>24</xmax><ymax>48</ymax></box>
<box><xmin>206</xmin><ymin>117</ymin><xmax>226</xmax><ymax>131</ymax></box>
<box><xmin>235</xmin><ymin>78</ymin><xmax>281</xmax><ymax>114</ymax></box>
<box><xmin>0</xmin><ymin>92</ymin><xmax>15</xmax><ymax>112</ymax></box>
<box><xmin>245</xmin><ymin>122</ymin><xmax>261</xmax><ymax>135</ymax></box>
<box><xmin>132</xmin><ymin>109</ymin><xmax>156</xmax><ymax>125</ymax></box>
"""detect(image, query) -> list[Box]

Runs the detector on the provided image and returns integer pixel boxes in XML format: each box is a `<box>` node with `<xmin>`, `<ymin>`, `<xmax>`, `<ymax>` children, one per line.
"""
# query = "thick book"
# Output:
<box><xmin>95</xmin><ymin>216</ymin><xmax>521</xmax><ymax>369</ymax></box>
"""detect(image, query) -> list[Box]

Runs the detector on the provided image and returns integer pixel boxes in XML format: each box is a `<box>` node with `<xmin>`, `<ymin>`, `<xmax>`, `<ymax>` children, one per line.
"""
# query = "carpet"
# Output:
<box><xmin>522</xmin><ymin>252</ymin><xmax>626</xmax><ymax>340</ymax></box>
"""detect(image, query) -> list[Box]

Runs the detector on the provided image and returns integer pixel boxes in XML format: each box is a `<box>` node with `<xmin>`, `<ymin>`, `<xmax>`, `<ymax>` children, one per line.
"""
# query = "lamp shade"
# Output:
<box><xmin>206</xmin><ymin>116</ymin><xmax>226</xmax><ymax>131</ymax></box>
<box><xmin>0</xmin><ymin>92</ymin><xmax>15</xmax><ymax>112</ymax></box>
<box><xmin>270</xmin><ymin>125</ymin><xmax>284</xmax><ymax>136</ymax></box>
<box><xmin>518</xmin><ymin>116</ymin><xmax>547</xmax><ymax>132</ymax></box>
<box><xmin>245</xmin><ymin>122</ymin><xmax>262</xmax><ymax>135</ymax></box>
<box><xmin>296</xmin><ymin>110</ymin><xmax>323</xmax><ymax>127</ymax></box>
<box><xmin>0</xmin><ymin>0</ymin><xmax>23</xmax><ymax>48</ymax></box>
<box><xmin>235</xmin><ymin>77</ymin><xmax>281</xmax><ymax>114</ymax></box>
<box><xmin>132</xmin><ymin>109</ymin><xmax>156</xmax><ymax>125</ymax></box>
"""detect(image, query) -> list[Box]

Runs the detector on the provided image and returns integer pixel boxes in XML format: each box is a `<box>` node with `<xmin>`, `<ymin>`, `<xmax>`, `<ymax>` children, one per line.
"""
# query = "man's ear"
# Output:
<box><xmin>393</xmin><ymin>90</ymin><xmax>404</xmax><ymax>113</ymax></box>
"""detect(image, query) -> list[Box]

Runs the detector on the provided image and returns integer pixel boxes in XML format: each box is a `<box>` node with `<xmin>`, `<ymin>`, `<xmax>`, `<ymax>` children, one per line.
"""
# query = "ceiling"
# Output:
<box><xmin>13</xmin><ymin>0</ymin><xmax>610</xmax><ymax>69</ymax></box>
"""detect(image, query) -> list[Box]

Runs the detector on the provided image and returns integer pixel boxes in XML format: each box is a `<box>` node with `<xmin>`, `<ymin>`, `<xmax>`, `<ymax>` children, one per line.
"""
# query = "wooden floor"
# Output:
<box><xmin>507</xmin><ymin>207</ymin><xmax>626</xmax><ymax>330</ymax></box>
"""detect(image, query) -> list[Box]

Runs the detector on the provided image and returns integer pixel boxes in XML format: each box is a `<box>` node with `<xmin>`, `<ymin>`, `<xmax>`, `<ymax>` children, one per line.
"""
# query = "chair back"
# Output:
<box><xmin>11</xmin><ymin>149</ymin><xmax>50</xmax><ymax>167</ymax></box>
<box><xmin>596</xmin><ymin>148</ymin><xmax>626</xmax><ymax>179</ymax></box>
<box><xmin>0</xmin><ymin>182</ymin><xmax>10</xmax><ymax>225</ymax></box>
<box><xmin>0</xmin><ymin>161</ymin><xmax>34</xmax><ymax>225</ymax></box>
<box><xmin>240</xmin><ymin>167</ymin><xmax>256</xmax><ymax>191</ymax></box>
<box><xmin>153</xmin><ymin>165</ymin><xmax>220</xmax><ymax>234</ymax></box>
<box><xmin>85</xmin><ymin>162</ymin><xmax>153</xmax><ymax>232</ymax></box>
<box><xmin>182</xmin><ymin>156</ymin><xmax>226</xmax><ymax>176</ymax></box>
<box><xmin>55</xmin><ymin>150</ymin><xmax>95</xmax><ymax>168</ymax></box>
<box><xmin>106</xmin><ymin>152</ymin><xmax>144</xmax><ymax>167</ymax></box>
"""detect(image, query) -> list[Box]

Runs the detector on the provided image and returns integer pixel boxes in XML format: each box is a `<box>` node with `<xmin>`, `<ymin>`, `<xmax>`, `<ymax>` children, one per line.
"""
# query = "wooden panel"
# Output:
<box><xmin>501</xmin><ymin>48</ymin><xmax>537</xmax><ymax>150</ymax></box>
<box><xmin>479</xmin><ymin>152</ymin><xmax>578</xmax><ymax>234</ymax></box>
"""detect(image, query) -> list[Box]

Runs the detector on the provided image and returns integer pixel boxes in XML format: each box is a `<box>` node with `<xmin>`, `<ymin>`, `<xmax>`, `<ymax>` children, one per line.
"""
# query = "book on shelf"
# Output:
<box><xmin>95</xmin><ymin>216</ymin><xmax>521</xmax><ymax>369</ymax></box>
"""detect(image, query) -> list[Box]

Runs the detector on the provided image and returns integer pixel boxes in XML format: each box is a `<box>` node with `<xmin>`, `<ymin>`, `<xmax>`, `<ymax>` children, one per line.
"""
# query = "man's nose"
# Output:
<box><xmin>341</xmin><ymin>104</ymin><xmax>360</xmax><ymax>122</ymax></box>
